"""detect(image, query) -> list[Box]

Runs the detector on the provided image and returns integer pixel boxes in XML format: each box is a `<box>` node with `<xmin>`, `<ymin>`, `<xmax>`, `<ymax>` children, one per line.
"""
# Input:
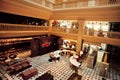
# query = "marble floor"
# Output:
<box><xmin>0</xmin><ymin>52</ymin><xmax>120</xmax><ymax>80</ymax></box>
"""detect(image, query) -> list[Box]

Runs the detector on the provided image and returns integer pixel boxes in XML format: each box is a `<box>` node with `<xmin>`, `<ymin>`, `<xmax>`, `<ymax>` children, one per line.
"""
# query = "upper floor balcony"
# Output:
<box><xmin>24</xmin><ymin>0</ymin><xmax>120</xmax><ymax>10</ymax></box>
<box><xmin>0</xmin><ymin>23</ymin><xmax>48</xmax><ymax>31</ymax></box>
<box><xmin>54</xmin><ymin>0</ymin><xmax>120</xmax><ymax>10</ymax></box>
<box><xmin>0</xmin><ymin>23</ymin><xmax>49</xmax><ymax>38</ymax></box>
<box><xmin>0</xmin><ymin>23</ymin><xmax>120</xmax><ymax>46</ymax></box>
<box><xmin>84</xmin><ymin>29</ymin><xmax>120</xmax><ymax>39</ymax></box>
<box><xmin>52</xmin><ymin>26</ymin><xmax>78</xmax><ymax>34</ymax></box>
<box><xmin>0</xmin><ymin>23</ymin><xmax>120</xmax><ymax>40</ymax></box>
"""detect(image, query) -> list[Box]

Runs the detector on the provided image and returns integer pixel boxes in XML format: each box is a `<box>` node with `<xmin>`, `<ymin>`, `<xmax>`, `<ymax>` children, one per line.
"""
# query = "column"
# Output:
<box><xmin>48</xmin><ymin>19</ymin><xmax>52</xmax><ymax>36</ymax></box>
<box><xmin>76</xmin><ymin>19</ymin><xmax>85</xmax><ymax>53</ymax></box>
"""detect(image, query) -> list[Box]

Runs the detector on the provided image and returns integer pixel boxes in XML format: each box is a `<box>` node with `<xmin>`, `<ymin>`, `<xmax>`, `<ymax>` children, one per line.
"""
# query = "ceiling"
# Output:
<box><xmin>1</xmin><ymin>0</ymin><xmax>120</xmax><ymax>21</ymax></box>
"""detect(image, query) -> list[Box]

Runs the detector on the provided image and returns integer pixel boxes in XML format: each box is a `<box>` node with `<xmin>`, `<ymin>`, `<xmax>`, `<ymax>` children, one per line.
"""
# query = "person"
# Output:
<box><xmin>98</xmin><ymin>29</ymin><xmax>104</xmax><ymax>37</ymax></box>
<box><xmin>49</xmin><ymin>52</ymin><xmax>60</xmax><ymax>62</ymax></box>
<box><xmin>49</xmin><ymin>52</ymin><xmax>56</xmax><ymax>61</ymax></box>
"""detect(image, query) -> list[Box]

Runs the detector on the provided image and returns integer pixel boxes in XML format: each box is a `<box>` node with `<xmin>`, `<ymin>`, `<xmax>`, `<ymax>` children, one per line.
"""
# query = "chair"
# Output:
<box><xmin>22</xmin><ymin>68</ymin><xmax>38</xmax><ymax>80</ymax></box>
<box><xmin>35</xmin><ymin>71</ymin><xmax>53</xmax><ymax>80</ymax></box>
<box><xmin>67</xmin><ymin>73</ymin><xmax>82</xmax><ymax>80</ymax></box>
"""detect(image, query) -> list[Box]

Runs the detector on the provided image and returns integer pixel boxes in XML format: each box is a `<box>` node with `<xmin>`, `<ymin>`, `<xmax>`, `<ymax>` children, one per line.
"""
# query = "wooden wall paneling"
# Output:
<box><xmin>0</xmin><ymin>31</ymin><xmax>49</xmax><ymax>38</ymax></box>
<box><xmin>0</xmin><ymin>0</ymin><xmax>52</xmax><ymax>20</ymax></box>
<box><xmin>83</xmin><ymin>35</ymin><xmax>120</xmax><ymax>47</ymax></box>
<box><xmin>50</xmin><ymin>6</ymin><xmax>120</xmax><ymax>21</ymax></box>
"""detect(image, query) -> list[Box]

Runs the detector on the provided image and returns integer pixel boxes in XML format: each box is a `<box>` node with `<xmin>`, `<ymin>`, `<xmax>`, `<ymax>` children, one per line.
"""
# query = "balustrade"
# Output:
<box><xmin>0</xmin><ymin>23</ymin><xmax>120</xmax><ymax>39</ymax></box>
<box><xmin>24</xmin><ymin>0</ymin><xmax>120</xmax><ymax>10</ymax></box>
<box><xmin>52</xmin><ymin>27</ymin><xmax>78</xmax><ymax>34</ymax></box>
<box><xmin>44</xmin><ymin>0</ymin><xmax>120</xmax><ymax>9</ymax></box>
<box><xmin>0</xmin><ymin>23</ymin><xmax>49</xmax><ymax>31</ymax></box>
<box><xmin>84</xmin><ymin>29</ymin><xmax>120</xmax><ymax>39</ymax></box>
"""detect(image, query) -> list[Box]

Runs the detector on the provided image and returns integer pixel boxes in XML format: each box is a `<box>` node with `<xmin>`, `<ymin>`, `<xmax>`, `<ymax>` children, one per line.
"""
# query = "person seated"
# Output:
<box><xmin>49</xmin><ymin>52</ymin><xmax>56</xmax><ymax>61</ymax></box>
<box><xmin>98</xmin><ymin>29</ymin><xmax>104</xmax><ymax>37</ymax></box>
<box><xmin>49</xmin><ymin>52</ymin><xmax>60</xmax><ymax>62</ymax></box>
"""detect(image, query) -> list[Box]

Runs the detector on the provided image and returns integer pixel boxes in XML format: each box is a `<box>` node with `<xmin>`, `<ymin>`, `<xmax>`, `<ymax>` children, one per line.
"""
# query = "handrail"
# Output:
<box><xmin>54</xmin><ymin>0</ymin><xmax>120</xmax><ymax>10</ymax></box>
<box><xmin>0</xmin><ymin>23</ymin><xmax>78</xmax><ymax>34</ymax></box>
<box><xmin>52</xmin><ymin>27</ymin><xmax>78</xmax><ymax>34</ymax></box>
<box><xmin>24</xmin><ymin>0</ymin><xmax>120</xmax><ymax>10</ymax></box>
<box><xmin>84</xmin><ymin>29</ymin><xmax>120</xmax><ymax>39</ymax></box>
<box><xmin>0</xmin><ymin>23</ymin><xmax>49</xmax><ymax>31</ymax></box>
<box><xmin>0</xmin><ymin>23</ymin><xmax>120</xmax><ymax>39</ymax></box>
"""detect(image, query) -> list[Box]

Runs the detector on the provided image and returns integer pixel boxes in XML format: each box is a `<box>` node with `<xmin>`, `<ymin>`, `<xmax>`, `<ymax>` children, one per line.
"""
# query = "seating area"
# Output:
<box><xmin>0</xmin><ymin>50</ymin><xmax>120</xmax><ymax>80</ymax></box>
<box><xmin>0</xmin><ymin>1</ymin><xmax>120</xmax><ymax>80</ymax></box>
<box><xmin>7</xmin><ymin>59</ymin><xmax>31</xmax><ymax>74</ymax></box>
<box><xmin>49</xmin><ymin>50</ymin><xmax>76</xmax><ymax>62</ymax></box>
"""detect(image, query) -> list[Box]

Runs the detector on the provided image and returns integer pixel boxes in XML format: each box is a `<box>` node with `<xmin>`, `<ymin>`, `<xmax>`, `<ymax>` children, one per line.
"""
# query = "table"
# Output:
<box><xmin>54</xmin><ymin>50</ymin><xmax>61</xmax><ymax>58</ymax></box>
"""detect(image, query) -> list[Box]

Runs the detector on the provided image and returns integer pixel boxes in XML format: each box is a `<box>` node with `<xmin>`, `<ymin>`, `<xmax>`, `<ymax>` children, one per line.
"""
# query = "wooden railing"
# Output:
<box><xmin>0</xmin><ymin>23</ymin><xmax>49</xmax><ymax>31</ymax></box>
<box><xmin>25</xmin><ymin>0</ymin><xmax>120</xmax><ymax>10</ymax></box>
<box><xmin>24</xmin><ymin>0</ymin><xmax>54</xmax><ymax>9</ymax></box>
<box><xmin>52</xmin><ymin>27</ymin><xmax>78</xmax><ymax>34</ymax></box>
<box><xmin>84</xmin><ymin>29</ymin><xmax>120</xmax><ymax>39</ymax></box>
<box><xmin>0</xmin><ymin>23</ymin><xmax>120</xmax><ymax>40</ymax></box>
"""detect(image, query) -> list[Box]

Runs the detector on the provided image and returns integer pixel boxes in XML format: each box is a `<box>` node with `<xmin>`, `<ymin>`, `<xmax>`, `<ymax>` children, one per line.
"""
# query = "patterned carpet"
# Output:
<box><xmin>29</xmin><ymin>55</ymin><xmax>74</xmax><ymax>80</ymax></box>
<box><xmin>0</xmin><ymin>52</ymin><xmax>120</xmax><ymax>80</ymax></box>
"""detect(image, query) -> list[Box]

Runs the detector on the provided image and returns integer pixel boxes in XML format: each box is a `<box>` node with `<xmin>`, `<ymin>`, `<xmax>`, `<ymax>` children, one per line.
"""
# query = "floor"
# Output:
<box><xmin>0</xmin><ymin>52</ymin><xmax>120</xmax><ymax>80</ymax></box>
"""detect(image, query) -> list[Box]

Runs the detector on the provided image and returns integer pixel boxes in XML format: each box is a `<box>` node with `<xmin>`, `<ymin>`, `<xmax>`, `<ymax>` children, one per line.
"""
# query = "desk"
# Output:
<box><xmin>69</xmin><ymin>56</ymin><xmax>80</xmax><ymax>67</ymax></box>
<box><xmin>87</xmin><ymin>52</ymin><xmax>97</xmax><ymax>68</ymax></box>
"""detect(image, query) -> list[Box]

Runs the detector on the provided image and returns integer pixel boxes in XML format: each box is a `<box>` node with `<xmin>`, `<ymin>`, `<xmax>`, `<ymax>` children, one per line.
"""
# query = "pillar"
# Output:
<box><xmin>48</xmin><ymin>19</ymin><xmax>52</xmax><ymax>36</ymax></box>
<box><xmin>76</xmin><ymin>19</ymin><xmax>85</xmax><ymax>53</ymax></box>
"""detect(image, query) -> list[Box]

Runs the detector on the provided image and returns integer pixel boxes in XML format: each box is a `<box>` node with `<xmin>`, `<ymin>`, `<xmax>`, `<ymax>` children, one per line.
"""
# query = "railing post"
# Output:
<box><xmin>62</xmin><ymin>3</ymin><xmax>65</xmax><ymax>8</ymax></box>
<box><xmin>50</xmin><ymin>3</ymin><xmax>53</xmax><ymax>9</ymax></box>
<box><xmin>77</xmin><ymin>1</ymin><xmax>80</xmax><ymax>8</ymax></box>
<box><xmin>42</xmin><ymin>0</ymin><xmax>45</xmax><ymax>7</ymax></box>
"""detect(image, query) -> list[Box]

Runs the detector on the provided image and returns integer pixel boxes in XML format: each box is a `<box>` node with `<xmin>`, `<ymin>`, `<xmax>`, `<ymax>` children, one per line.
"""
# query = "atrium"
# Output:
<box><xmin>0</xmin><ymin>0</ymin><xmax>120</xmax><ymax>80</ymax></box>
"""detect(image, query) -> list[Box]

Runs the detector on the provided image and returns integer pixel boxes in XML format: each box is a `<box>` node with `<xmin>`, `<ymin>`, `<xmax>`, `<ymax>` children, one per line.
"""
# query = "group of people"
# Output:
<box><xmin>49</xmin><ymin>51</ymin><xmax>61</xmax><ymax>62</ymax></box>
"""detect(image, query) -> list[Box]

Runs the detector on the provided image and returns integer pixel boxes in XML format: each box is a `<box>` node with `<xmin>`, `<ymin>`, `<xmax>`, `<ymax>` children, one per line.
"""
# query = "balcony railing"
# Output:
<box><xmin>0</xmin><ymin>23</ymin><xmax>49</xmax><ymax>31</ymax></box>
<box><xmin>52</xmin><ymin>27</ymin><xmax>78</xmax><ymax>34</ymax></box>
<box><xmin>25</xmin><ymin>0</ymin><xmax>120</xmax><ymax>10</ymax></box>
<box><xmin>0</xmin><ymin>23</ymin><xmax>120</xmax><ymax>40</ymax></box>
<box><xmin>84</xmin><ymin>29</ymin><xmax>120</xmax><ymax>39</ymax></box>
<box><xmin>53</xmin><ymin>0</ymin><xmax>120</xmax><ymax>10</ymax></box>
